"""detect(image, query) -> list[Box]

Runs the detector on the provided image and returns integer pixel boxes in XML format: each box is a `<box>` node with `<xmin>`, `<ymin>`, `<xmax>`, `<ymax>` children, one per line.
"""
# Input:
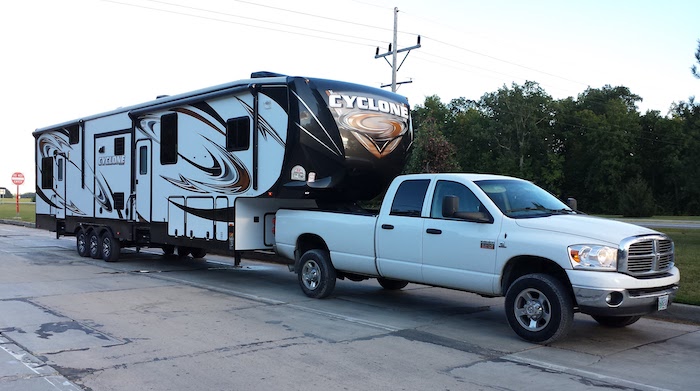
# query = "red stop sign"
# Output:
<box><xmin>11</xmin><ymin>172</ymin><xmax>24</xmax><ymax>185</ymax></box>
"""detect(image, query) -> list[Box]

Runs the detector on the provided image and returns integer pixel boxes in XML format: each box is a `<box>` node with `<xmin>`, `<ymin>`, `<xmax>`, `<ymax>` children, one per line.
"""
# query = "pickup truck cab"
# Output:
<box><xmin>274</xmin><ymin>173</ymin><xmax>680</xmax><ymax>343</ymax></box>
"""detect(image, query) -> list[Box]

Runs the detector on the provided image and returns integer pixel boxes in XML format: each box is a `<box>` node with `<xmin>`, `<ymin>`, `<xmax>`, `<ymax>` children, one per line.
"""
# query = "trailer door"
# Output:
<box><xmin>135</xmin><ymin>139</ymin><xmax>152</xmax><ymax>222</ymax></box>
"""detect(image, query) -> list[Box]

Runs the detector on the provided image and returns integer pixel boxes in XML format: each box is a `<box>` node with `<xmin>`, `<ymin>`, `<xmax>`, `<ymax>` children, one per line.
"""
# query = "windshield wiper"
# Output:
<box><xmin>506</xmin><ymin>205</ymin><xmax>576</xmax><ymax>215</ymax></box>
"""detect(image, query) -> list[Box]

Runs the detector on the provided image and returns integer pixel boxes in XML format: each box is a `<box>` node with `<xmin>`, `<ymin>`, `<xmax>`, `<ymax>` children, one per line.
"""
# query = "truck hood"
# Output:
<box><xmin>514</xmin><ymin>215</ymin><xmax>658</xmax><ymax>245</ymax></box>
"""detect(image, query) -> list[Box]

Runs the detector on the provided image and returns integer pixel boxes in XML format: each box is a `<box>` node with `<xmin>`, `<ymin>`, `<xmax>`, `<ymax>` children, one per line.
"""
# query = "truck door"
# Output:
<box><xmin>375</xmin><ymin>179</ymin><xmax>430</xmax><ymax>282</ymax></box>
<box><xmin>421</xmin><ymin>180</ymin><xmax>500</xmax><ymax>293</ymax></box>
<box><xmin>135</xmin><ymin>139</ymin><xmax>152</xmax><ymax>222</ymax></box>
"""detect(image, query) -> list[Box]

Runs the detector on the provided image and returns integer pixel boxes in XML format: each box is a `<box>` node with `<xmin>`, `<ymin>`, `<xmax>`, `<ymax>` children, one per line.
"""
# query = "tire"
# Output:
<box><xmin>76</xmin><ymin>229</ymin><xmax>90</xmax><ymax>257</ymax></box>
<box><xmin>190</xmin><ymin>248</ymin><xmax>207</xmax><ymax>259</ymax></box>
<box><xmin>162</xmin><ymin>245</ymin><xmax>175</xmax><ymax>256</ymax></box>
<box><xmin>298</xmin><ymin>249</ymin><xmax>336</xmax><ymax>299</ymax></box>
<box><xmin>88</xmin><ymin>231</ymin><xmax>101</xmax><ymax>259</ymax></box>
<box><xmin>377</xmin><ymin>277</ymin><xmax>409</xmax><ymax>290</ymax></box>
<box><xmin>505</xmin><ymin>273</ymin><xmax>574</xmax><ymax>344</ymax></box>
<box><xmin>176</xmin><ymin>246</ymin><xmax>192</xmax><ymax>258</ymax></box>
<box><xmin>100</xmin><ymin>232</ymin><xmax>121</xmax><ymax>263</ymax></box>
<box><xmin>591</xmin><ymin>315</ymin><xmax>641</xmax><ymax>328</ymax></box>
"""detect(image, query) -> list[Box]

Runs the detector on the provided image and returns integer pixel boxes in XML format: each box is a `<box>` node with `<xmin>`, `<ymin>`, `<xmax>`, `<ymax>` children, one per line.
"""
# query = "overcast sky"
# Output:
<box><xmin>1</xmin><ymin>0</ymin><xmax>698</xmax><ymax>191</ymax></box>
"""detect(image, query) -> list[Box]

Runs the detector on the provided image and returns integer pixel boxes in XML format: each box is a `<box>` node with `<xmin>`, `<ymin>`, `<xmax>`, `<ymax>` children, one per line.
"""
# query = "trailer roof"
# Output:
<box><xmin>33</xmin><ymin>73</ymin><xmax>290</xmax><ymax>135</ymax></box>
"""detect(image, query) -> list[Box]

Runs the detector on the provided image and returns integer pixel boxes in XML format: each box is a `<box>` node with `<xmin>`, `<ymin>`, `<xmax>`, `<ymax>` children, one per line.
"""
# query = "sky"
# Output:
<box><xmin>1</xmin><ymin>0</ymin><xmax>698</xmax><ymax>192</ymax></box>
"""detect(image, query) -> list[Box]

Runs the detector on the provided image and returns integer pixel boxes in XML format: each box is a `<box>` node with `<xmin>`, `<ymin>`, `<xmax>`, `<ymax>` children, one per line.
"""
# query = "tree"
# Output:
<box><xmin>477</xmin><ymin>81</ymin><xmax>562</xmax><ymax>192</ymax></box>
<box><xmin>692</xmin><ymin>39</ymin><xmax>700</xmax><ymax>79</ymax></box>
<box><xmin>404</xmin><ymin>118</ymin><xmax>461</xmax><ymax>174</ymax></box>
<box><xmin>557</xmin><ymin>86</ymin><xmax>642</xmax><ymax>213</ymax></box>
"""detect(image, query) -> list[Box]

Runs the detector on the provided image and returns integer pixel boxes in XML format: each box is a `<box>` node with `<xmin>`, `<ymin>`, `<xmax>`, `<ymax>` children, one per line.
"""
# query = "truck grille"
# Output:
<box><xmin>619</xmin><ymin>235</ymin><xmax>674</xmax><ymax>277</ymax></box>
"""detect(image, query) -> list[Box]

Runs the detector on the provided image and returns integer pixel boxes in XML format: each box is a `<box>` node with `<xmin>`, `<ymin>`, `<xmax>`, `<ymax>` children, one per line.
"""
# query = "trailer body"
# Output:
<box><xmin>34</xmin><ymin>73</ymin><xmax>412</xmax><ymax>260</ymax></box>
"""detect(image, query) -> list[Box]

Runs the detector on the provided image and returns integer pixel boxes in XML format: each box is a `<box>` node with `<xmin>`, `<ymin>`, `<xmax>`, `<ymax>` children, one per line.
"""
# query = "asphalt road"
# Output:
<box><xmin>1</xmin><ymin>224</ymin><xmax>699</xmax><ymax>391</ymax></box>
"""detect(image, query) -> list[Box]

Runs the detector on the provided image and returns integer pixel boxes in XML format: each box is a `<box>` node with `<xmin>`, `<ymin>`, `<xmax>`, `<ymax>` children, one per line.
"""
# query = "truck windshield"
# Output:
<box><xmin>474</xmin><ymin>179</ymin><xmax>575</xmax><ymax>218</ymax></box>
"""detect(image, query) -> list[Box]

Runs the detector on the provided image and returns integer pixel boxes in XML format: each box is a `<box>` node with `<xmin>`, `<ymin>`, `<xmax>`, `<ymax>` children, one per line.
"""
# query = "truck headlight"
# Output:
<box><xmin>568</xmin><ymin>245</ymin><xmax>617</xmax><ymax>271</ymax></box>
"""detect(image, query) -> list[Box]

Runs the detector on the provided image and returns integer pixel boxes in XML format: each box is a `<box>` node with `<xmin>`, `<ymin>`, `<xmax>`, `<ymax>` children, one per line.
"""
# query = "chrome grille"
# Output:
<box><xmin>619</xmin><ymin>236</ymin><xmax>674</xmax><ymax>277</ymax></box>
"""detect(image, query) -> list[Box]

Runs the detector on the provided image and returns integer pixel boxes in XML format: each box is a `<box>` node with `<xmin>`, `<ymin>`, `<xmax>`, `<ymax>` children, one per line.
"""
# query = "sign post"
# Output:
<box><xmin>11</xmin><ymin>172</ymin><xmax>24</xmax><ymax>216</ymax></box>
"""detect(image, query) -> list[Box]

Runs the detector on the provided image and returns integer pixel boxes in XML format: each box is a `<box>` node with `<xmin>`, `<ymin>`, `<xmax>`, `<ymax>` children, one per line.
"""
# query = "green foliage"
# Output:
<box><xmin>692</xmin><ymin>39</ymin><xmax>700</xmax><ymax>79</ymax></box>
<box><xmin>405</xmin><ymin>118</ymin><xmax>461</xmax><ymax>174</ymax></box>
<box><xmin>663</xmin><ymin>228</ymin><xmax>700</xmax><ymax>305</ymax></box>
<box><xmin>409</xmin><ymin>82</ymin><xmax>700</xmax><ymax>215</ymax></box>
<box><xmin>618</xmin><ymin>176</ymin><xmax>656</xmax><ymax>217</ymax></box>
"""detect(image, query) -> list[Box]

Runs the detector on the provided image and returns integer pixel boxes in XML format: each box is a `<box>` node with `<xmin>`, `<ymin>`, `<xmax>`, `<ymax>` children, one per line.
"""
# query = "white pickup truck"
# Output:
<box><xmin>274</xmin><ymin>173</ymin><xmax>680</xmax><ymax>343</ymax></box>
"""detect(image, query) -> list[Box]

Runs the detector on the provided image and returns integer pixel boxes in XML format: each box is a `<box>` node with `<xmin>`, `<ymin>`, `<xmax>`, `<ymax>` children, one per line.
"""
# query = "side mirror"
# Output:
<box><xmin>567</xmin><ymin>197</ymin><xmax>577</xmax><ymax>211</ymax></box>
<box><xmin>442</xmin><ymin>195</ymin><xmax>459</xmax><ymax>218</ymax></box>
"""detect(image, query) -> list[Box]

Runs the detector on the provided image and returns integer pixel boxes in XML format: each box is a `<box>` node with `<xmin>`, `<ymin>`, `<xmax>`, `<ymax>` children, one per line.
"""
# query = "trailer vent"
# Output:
<box><xmin>114</xmin><ymin>192</ymin><xmax>125</xmax><ymax>210</ymax></box>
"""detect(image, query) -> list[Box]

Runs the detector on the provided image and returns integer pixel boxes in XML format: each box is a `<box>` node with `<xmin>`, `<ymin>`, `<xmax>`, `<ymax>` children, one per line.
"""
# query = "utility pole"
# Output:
<box><xmin>375</xmin><ymin>7</ymin><xmax>421</xmax><ymax>92</ymax></box>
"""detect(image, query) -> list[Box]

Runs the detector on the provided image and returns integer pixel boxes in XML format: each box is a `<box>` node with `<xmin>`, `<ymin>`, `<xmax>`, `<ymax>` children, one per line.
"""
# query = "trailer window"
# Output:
<box><xmin>114</xmin><ymin>137</ymin><xmax>125</xmax><ymax>156</ymax></box>
<box><xmin>226</xmin><ymin>117</ymin><xmax>250</xmax><ymax>151</ymax></box>
<box><xmin>57</xmin><ymin>158</ymin><xmax>64</xmax><ymax>182</ymax></box>
<box><xmin>68</xmin><ymin>124</ymin><xmax>80</xmax><ymax>145</ymax></box>
<box><xmin>139</xmin><ymin>146</ymin><xmax>148</xmax><ymax>175</ymax></box>
<box><xmin>41</xmin><ymin>157</ymin><xmax>53</xmax><ymax>189</ymax></box>
<box><xmin>390</xmin><ymin>179</ymin><xmax>430</xmax><ymax>217</ymax></box>
<box><xmin>161</xmin><ymin>113</ymin><xmax>178</xmax><ymax>165</ymax></box>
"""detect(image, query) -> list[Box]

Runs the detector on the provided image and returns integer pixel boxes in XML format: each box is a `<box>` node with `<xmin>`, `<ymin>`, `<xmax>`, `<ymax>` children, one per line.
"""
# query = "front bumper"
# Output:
<box><xmin>568</xmin><ymin>267</ymin><xmax>680</xmax><ymax>316</ymax></box>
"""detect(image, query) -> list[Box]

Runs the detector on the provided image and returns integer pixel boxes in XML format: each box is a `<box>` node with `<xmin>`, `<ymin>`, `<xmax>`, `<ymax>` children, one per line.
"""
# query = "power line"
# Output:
<box><xmin>99</xmin><ymin>0</ymin><xmax>384</xmax><ymax>48</ymax></box>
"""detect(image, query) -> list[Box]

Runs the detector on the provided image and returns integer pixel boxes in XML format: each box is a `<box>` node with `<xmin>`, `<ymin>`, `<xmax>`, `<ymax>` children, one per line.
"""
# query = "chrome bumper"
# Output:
<box><xmin>573</xmin><ymin>284</ymin><xmax>679</xmax><ymax>317</ymax></box>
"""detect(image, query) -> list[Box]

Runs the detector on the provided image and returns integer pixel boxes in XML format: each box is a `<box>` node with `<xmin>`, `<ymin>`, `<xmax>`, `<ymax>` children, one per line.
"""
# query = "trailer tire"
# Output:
<box><xmin>591</xmin><ymin>315</ymin><xmax>641</xmax><ymax>328</ymax></box>
<box><xmin>505</xmin><ymin>273</ymin><xmax>573</xmax><ymax>344</ymax></box>
<box><xmin>191</xmin><ymin>248</ymin><xmax>207</xmax><ymax>259</ymax></box>
<box><xmin>88</xmin><ymin>231</ymin><xmax>101</xmax><ymax>259</ymax></box>
<box><xmin>176</xmin><ymin>246</ymin><xmax>191</xmax><ymax>258</ymax></box>
<box><xmin>76</xmin><ymin>229</ymin><xmax>90</xmax><ymax>257</ymax></box>
<box><xmin>298</xmin><ymin>249</ymin><xmax>336</xmax><ymax>299</ymax></box>
<box><xmin>100</xmin><ymin>232</ymin><xmax>121</xmax><ymax>263</ymax></box>
<box><xmin>377</xmin><ymin>278</ymin><xmax>409</xmax><ymax>290</ymax></box>
<box><xmin>162</xmin><ymin>245</ymin><xmax>175</xmax><ymax>256</ymax></box>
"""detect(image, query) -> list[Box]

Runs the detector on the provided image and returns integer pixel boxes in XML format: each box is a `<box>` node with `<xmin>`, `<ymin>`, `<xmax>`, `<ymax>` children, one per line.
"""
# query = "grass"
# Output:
<box><xmin>0</xmin><ymin>199</ymin><xmax>35</xmax><ymax>222</ymax></box>
<box><xmin>0</xmin><ymin>203</ymin><xmax>698</xmax><ymax>304</ymax></box>
<box><xmin>660</xmin><ymin>228</ymin><xmax>700</xmax><ymax>306</ymax></box>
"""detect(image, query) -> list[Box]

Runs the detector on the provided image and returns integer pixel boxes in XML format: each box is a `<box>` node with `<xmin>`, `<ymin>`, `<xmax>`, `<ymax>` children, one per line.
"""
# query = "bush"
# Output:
<box><xmin>618</xmin><ymin>177</ymin><xmax>656</xmax><ymax>217</ymax></box>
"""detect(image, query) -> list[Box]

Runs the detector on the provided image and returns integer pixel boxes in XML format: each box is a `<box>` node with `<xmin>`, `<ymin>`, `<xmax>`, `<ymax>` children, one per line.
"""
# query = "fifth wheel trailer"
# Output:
<box><xmin>33</xmin><ymin>72</ymin><xmax>413</xmax><ymax>262</ymax></box>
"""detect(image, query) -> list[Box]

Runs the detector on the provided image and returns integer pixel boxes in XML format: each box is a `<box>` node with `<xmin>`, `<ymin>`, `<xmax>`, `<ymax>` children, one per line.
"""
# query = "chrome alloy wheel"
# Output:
<box><xmin>513</xmin><ymin>288</ymin><xmax>552</xmax><ymax>332</ymax></box>
<box><xmin>301</xmin><ymin>260</ymin><xmax>321</xmax><ymax>291</ymax></box>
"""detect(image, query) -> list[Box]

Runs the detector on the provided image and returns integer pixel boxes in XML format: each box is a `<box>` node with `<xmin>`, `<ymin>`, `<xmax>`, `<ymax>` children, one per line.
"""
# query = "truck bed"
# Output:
<box><xmin>274</xmin><ymin>209</ymin><xmax>379</xmax><ymax>277</ymax></box>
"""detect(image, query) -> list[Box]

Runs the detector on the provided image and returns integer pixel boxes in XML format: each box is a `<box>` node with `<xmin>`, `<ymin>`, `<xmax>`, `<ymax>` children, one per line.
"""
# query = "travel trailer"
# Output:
<box><xmin>34</xmin><ymin>72</ymin><xmax>413</xmax><ymax>262</ymax></box>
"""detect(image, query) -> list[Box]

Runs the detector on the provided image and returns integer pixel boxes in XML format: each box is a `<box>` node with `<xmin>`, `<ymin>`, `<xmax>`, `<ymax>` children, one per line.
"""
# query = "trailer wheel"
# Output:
<box><xmin>591</xmin><ymin>315</ymin><xmax>641</xmax><ymax>328</ymax></box>
<box><xmin>100</xmin><ymin>232</ymin><xmax>121</xmax><ymax>263</ymax></box>
<box><xmin>191</xmin><ymin>248</ymin><xmax>207</xmax><ymax>259</ymax></box>
<box><xmin>377</xmin><ymin>278</ymin><xmax>409</xmax><ymax>290</ymax></box>
<box><xmin>162</xmin><ymin>245</ymin><xmax>175</xmax><ymax>256</ymax></box>
<box><xmin>505</xmin><ymin>273</ymin><xmax>573</xmax><ymax>344</ymax></box>
<box><xmin>298</xmin><ymin>249</ymin><xmax>336</xmax><ymax>299</ymax></box>
<box><xmin>88</xmin><ymin>231</ymin><xmax>101</xmax><ymax>259</ymax></box>
<box><xmin>76</xmin><ymin>229</ymin><xmax>90</xmax><ymax>257</ymax></box>
<box><xmin>176</xmin><ymin>246</ymin><xmax>191</xmax><ymax>258</ymax></box>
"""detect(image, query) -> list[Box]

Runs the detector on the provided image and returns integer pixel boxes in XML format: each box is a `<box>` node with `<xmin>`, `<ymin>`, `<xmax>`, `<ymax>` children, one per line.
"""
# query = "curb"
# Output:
<box><xmin>648</xmin><ymin>303</ymin><xmax>700</xmax><ymax>325</ymax></box>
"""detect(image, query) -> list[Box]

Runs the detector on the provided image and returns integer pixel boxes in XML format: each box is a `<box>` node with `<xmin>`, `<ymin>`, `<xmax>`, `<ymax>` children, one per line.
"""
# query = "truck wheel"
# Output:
<box><xmin>76</xmin><ymin>229</ymin><xmax>90</xmax><ymax>257</ymax></box>
<box><xmin>100</xmin><ymin>232</ymin><xmax>121</xmax><ymax>263</ymax></box>
<box><xmin>377</xmin><ymin>278</ymin><xmax>408</xmax><ymax>290</ymax></box>
<box><xmin>298</xmin><ymin>250</ymin><xmax>336</xmax><ymax>299</ymax></box>
<box><xmin>591</xmin><ymin>315</ymin><xmax>641</xmax><ymax>328</ymax></box>
<box><xmin>191</xmin><ymin>248</ymin><xmax>207</xmax><ymax>259</ymax></box>
<box><xmin>88</xmin><ymin>231</ymin><xmax>102</xmax><ymax>259</ymax></box>
<box><xmin>505</xmin><ymin>273</ymin><xmax>573</xmax><ymax>344</ymax></box>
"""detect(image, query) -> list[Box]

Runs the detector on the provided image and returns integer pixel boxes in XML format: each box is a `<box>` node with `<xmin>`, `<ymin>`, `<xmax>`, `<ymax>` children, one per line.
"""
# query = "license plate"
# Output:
<box><xmin>658</xmin><ymin>295</ymin><xmax>669</xmax><ymax>311</ymax></box>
